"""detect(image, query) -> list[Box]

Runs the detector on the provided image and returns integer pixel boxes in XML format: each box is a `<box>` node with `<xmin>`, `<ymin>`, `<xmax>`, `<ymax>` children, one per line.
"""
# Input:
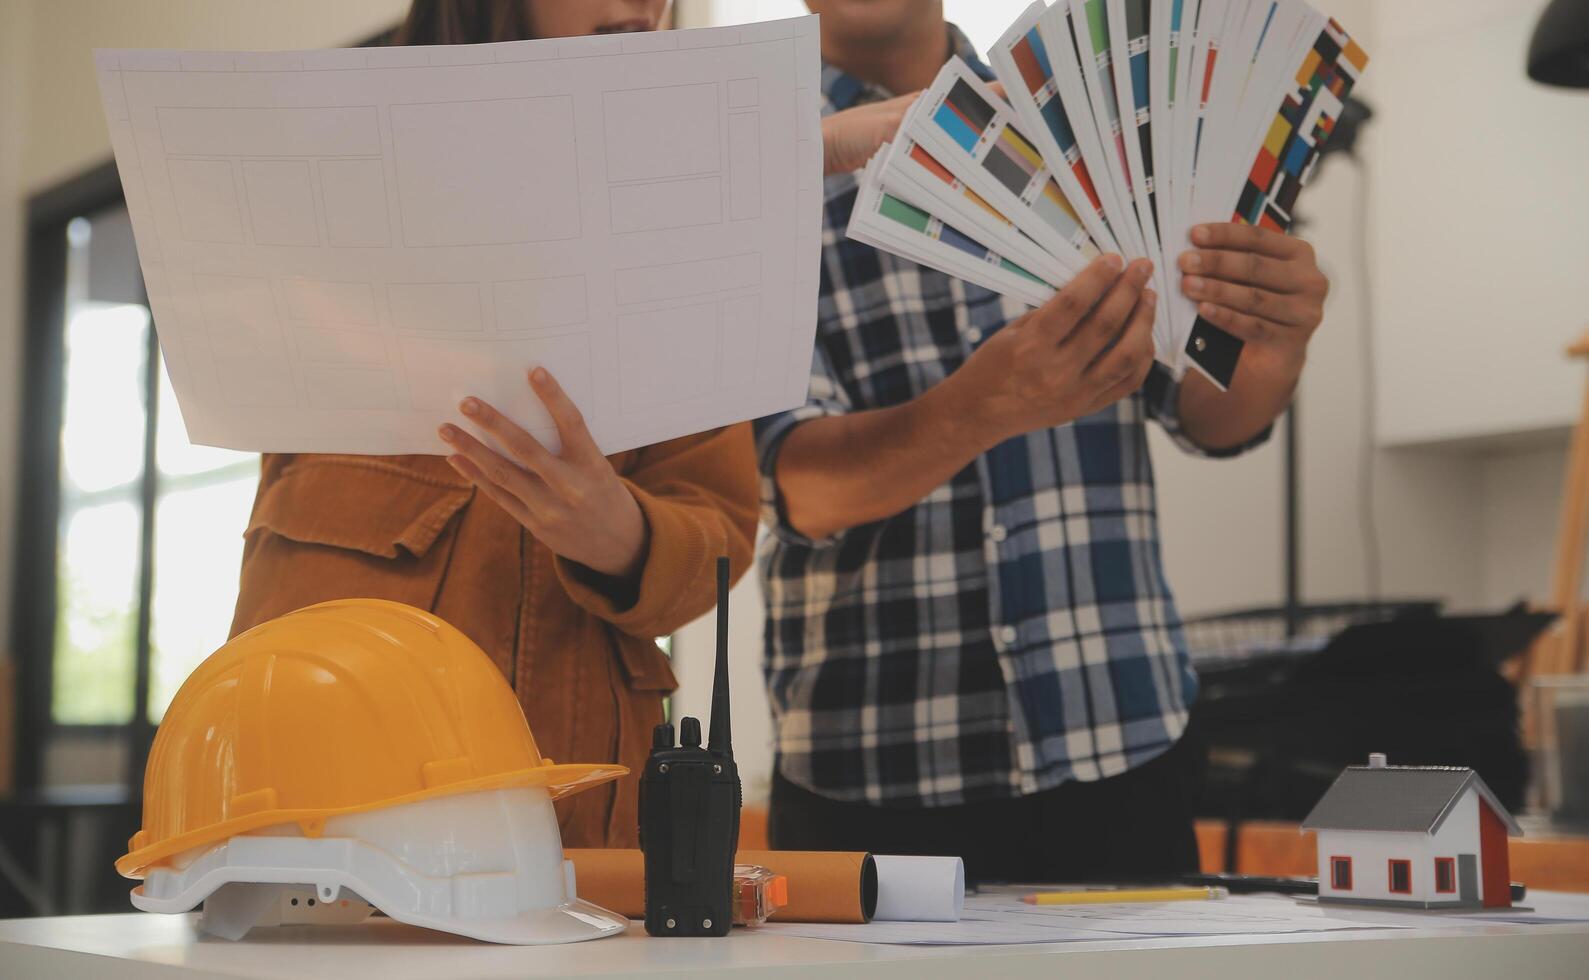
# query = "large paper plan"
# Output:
<box><xmin>94</xmin><ymin>17</ymin><xmax>821</xmax><ymax>455</ymax></box>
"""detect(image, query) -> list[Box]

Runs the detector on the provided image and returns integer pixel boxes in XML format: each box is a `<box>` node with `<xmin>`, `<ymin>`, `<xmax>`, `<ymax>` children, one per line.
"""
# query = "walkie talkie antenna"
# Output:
<box><xmin>706</xmin><ymin>555</ymin><xmax>732</xmax><ymax>758</ymax></box>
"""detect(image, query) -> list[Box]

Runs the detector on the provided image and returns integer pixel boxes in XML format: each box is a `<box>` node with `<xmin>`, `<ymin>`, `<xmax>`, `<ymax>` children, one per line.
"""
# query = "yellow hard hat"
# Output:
<box><xmin>118</xmin><ymin>598</ymin><xmax>627</xmax><ymax>880</ymax></box>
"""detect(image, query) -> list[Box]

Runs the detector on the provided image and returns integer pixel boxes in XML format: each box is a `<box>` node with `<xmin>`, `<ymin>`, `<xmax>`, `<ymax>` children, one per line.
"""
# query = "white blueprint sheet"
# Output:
<box><xmin>762</xmin><ymin>888</ymin><xmax>1589</xmax><ymax>946</ymax></box>
<box><xmin>95</xmin><ymin>17</ymin><xmax>822</xmax><ymax>455</ymax></box>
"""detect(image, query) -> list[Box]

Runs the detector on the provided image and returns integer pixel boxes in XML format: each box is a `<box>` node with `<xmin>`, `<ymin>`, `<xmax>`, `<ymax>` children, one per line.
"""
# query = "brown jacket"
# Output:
<box><xmin>229</xmin><ymin>425</ymin><xmax>758</xmax><ymax>847</ymax></box>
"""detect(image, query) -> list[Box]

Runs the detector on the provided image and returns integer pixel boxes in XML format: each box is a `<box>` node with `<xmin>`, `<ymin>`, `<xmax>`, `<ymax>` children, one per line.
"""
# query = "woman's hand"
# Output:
<box><xmin>821</xmin><ymin>92</ymin><xmax>918</xmax><ymax>175</ymax></box>
<box><xmin>439</xmin><ymin>368</ymin><xmax>649</xmax><ymax>581</ymax></box>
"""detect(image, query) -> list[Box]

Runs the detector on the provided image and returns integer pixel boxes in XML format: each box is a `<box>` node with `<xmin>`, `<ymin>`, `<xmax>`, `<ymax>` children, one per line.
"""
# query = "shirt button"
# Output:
<box><xmin>998</xmin><ymin>625</ymin><xmax>1019</xmax><ymax>647</ymax></box>
<box><xmin>965</xmin><ymin>327</ymin><xmax>983</xmax><ymax>344</ymax></box>
<box><xmin>988</xmin><ymin>524</ymin><xmax>1008</xmax><ymax>543</ymax></box>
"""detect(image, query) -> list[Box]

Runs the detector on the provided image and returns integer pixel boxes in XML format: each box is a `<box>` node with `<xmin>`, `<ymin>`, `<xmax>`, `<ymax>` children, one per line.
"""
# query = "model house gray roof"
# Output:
<box><xmin>1302</xmin><ymin>765</ymin><xmax>1522</xmax><ymax>836</ymax></box>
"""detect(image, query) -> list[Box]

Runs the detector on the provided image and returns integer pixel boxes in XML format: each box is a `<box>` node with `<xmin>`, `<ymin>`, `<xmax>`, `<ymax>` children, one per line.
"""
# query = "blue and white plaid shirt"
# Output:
<box><xmin>753</xmin><ymin>29</ymin><xmax>1269</xmax><ymax>808</ymax></box>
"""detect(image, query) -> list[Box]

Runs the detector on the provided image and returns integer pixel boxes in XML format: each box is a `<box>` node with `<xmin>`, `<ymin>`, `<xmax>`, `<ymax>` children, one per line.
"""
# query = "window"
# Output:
<box><xmin>1388</xmin><ymin>859</ymin><xmax>1412</xmax><ymax>894</ymax></box>
<box><xmin>53</xmin><ymin>209</ymin><xmax>259</xmax><ymax>728</ymax></box>
<box><xmin>16</xmin><ymin>172</ymin><xmax>259</xmax><ymax>789</ymax></box>
<box><xmin>1435</xmin><ymin>857</ymin><xmax>1456</xmax><ymax>893</ymax></box>
<box><xmin>1330</xmin><ymin>856</ymin><xmax>1353</xmax><ymax>890</ymax></box>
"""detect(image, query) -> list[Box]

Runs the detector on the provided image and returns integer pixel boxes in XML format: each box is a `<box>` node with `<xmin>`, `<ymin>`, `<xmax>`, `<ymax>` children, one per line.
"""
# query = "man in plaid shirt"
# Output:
<box><xmin>757</xmin><ymin>2</ymin><xmax>1331</xmax><ymax>881</ymax></box>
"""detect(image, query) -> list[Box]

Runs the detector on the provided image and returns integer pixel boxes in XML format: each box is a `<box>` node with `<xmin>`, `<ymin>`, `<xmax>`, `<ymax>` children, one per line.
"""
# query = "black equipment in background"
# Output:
<box><xmin>639</xmin><ymin>557</ymin><xmax>741</xmax><ymax>937</ymax></box>
<box><xmin>1187</xmin><ymin>604</ymin><xmax>1552</xmax><ymax>828</ymax></box>
<box><xmin>1529</xmin><ymin>0</ymin><xmax>1589</xmax><ymax>88</ymax></box>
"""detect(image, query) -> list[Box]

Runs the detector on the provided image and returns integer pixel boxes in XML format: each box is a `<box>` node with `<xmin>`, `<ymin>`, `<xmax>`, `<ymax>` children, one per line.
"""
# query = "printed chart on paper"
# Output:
<box><xmin>94</xmin><ymin>17</ymin><xmax>822</xmax><ymax>455</ymax></box>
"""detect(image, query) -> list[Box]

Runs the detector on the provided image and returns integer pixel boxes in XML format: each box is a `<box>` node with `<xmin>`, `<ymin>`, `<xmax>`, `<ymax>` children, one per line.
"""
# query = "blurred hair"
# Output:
<box><xmin>392</xmin><ymin>0</ymin><xmax>534</xmax><ymax>46</ymax></box>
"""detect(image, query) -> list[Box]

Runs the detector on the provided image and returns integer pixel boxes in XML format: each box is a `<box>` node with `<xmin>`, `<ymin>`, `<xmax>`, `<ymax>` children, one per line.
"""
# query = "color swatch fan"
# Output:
<box><xmin>847</xmin><ymin>0</ymin><xmax>1368</xmax><ymax>390</ymax></box>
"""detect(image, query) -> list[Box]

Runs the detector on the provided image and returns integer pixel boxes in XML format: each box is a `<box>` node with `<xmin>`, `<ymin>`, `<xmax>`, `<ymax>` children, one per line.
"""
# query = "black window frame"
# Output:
<box><xmin>9</xmin><ymin>28</ymin><xmax>412</xmax><ymax>795</ymax></box>
<box><xmin>11</xmin><ymin>161</ymin><xmax>160</xmax><ymax>793</ymax></box>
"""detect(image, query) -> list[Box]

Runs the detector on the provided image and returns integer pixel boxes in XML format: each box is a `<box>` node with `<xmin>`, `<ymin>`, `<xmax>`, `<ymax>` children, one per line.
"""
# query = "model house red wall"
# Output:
<box><xmin>1479</xmin><ymin>800</ymin><xmax>1511</xmax><ymax>908</ymax></box>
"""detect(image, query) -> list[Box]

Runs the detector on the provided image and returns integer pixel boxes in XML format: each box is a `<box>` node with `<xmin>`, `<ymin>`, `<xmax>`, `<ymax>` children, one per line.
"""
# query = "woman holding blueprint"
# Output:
<box><xmin>225</xmin><ymin>0</ymin><xmax>907</xmax><ymax>849</ymax></box>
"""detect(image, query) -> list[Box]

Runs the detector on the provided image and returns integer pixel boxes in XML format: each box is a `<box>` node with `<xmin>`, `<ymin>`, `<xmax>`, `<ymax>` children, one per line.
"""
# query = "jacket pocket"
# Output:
<box><xmin>233</xmin><ymin>458</ymin><xmax>475</xmax><ymax>633</ymax></box>
<box><xmin>248</xmin><ymin>457</ymin><xmax>474</xmax><ymax>559</ymax></box>
<box><xmin>613</xmin><ymin>634</ymin><xmax>679</xmax><ymax>692</ymax></box>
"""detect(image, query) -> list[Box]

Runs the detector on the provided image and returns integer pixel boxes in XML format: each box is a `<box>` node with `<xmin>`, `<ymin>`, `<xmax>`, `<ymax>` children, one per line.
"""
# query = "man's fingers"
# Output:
<box><xmin>1181</xmin><ymin>274</ymin><xmax>1318</xmax><ymax>327</ymax></box>
<box><xmin>457</xmin><ymin>395</ymin><xmax>564</xmax><ymax>481</ymax></box>
<box><xmin>1060</xmin><ymin>258</ymin><xmax>1153</xmax><ymax>362</ymax></box>
<box><xmin>1179</xmin><ymin>248</ymin><xmax>1296</xmax><ymax>293</ymax></box>
<box><xmin>439</xmin><ymin>423</ymin><xmax>549</xmax><ymax>510</ymax></box>
<box><xmin>1193</xmin><ymin>302</ymin><xmax>1285</xmax><ymax>346</ymax></box>
<box><xmin>1031</xmin><ymin>254</ymin><xmax>1126</xmax><ymax>342</ymax></box>
<box><xmin>528</xmin><ymin>367</ymin><xmax>600</xmax><ymax>462</ymax></box>
<box><xmin>1084</xmin><ymin>288</ymin><xmax>1157</xmax><ymax>381</ymax></box>
<box><xmin>1190</xmin><ymin>222</ymin><xmax>1302</xmax><ymax>258</ymax></box>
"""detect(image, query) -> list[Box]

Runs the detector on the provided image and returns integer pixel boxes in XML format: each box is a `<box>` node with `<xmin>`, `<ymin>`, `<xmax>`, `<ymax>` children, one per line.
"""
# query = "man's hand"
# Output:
<box><xmin>821</xmin><ymin>92</ymin><xmax>917</xmax><ymax>175</ymax></box>
<box><xmin>772</xmin><ymin>254</ymin><xmax>1154</xmax><ymax>541</ymax></box>
<box><xmin>947</xmin><ymin>254</ymin><xmax>1157</xmax><ymax>451</ymax></box>
<box><xmin>1173</xmin><ymin>224</ymin><xmax>1330</xmax><ymax>451</ymax></box>
<box><xmin>1178</xmin><ymin>223</ymin><xmax>1328</xmax><ymax>381</ymax></box>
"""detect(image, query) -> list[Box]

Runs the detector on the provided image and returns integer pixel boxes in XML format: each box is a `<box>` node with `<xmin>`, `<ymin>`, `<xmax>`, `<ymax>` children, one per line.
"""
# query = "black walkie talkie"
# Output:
<box><xmin>639</xmin><ymin>556</ymin><xmax>741</xmax><ymax>937</ymax></box>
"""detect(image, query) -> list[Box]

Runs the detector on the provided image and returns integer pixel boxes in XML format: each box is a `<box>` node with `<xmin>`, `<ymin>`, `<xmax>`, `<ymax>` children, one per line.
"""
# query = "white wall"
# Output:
<box><xmin>1365</xmin><ymin>0</ymin><xmax>1589</xmax><ymax>613</ymax></box>
<box><xmin>1479</xmin><ymin>442</ymin><xmax>1587</xmax><ymax>608</ymax></box>
<box><xmin>1373</xmin><ymin>0</ymin><xmax>1589</xmax><ymax>448</ymax></box>
<box><xmin>16</xmin><ymin>0</ymin><xmax>412</xmax><ymax>192</ymax></box>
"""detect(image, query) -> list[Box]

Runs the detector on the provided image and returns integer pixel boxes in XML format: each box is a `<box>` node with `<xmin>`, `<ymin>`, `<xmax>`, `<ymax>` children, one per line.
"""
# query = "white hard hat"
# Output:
<box><xmin>132</xmin><ymin>786</ymin><xmax>627</xmax><ymax>945</ymax></box>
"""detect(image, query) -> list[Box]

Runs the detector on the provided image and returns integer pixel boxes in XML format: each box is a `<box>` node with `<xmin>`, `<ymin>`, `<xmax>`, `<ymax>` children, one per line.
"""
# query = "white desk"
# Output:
<box><xmin>2</xmin><ymin>901</ymin><xmax>1587</xmax><ymax>980</ymax></box>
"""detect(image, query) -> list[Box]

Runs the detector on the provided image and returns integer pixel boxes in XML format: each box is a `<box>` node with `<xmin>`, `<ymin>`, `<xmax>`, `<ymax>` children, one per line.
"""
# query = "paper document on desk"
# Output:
<box><xmin>94</xmin><ymin>17</ymin><xmax>822</xmax><ymax>455</ymax></box>
<box><xmin>766</xmin><ymin>888</ymin><xmax>1589</xmax><ymax>946</ymax></box>
<box><xmin>764</xmin><ymin>890</ymin><xmax>1398</xmax><ymax>945</ymax></box>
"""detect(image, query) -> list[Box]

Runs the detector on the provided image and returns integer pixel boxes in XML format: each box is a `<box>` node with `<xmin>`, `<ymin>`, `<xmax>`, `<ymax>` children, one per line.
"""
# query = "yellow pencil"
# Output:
<box><xmin>1019</xmin><ymin>886</ymin><xmax>1228</xmax><ymax>905</ymax></box>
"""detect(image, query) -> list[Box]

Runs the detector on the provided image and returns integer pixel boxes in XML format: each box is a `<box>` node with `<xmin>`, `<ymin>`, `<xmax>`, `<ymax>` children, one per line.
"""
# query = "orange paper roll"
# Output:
<box><xmin>565</xmin><ymin>849</ymin><xmax>878</xmax><ymax>924</ymax></box>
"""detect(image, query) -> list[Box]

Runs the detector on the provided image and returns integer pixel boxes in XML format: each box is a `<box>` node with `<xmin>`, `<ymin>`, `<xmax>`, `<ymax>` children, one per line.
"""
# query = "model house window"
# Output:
<box><xmin>1435</xmin><ymin>857</ymin><xmax>1456</xmax><ymax>893</ymax></box>
<box><xmin>1388</xmin><ymin>859</ymin><xmax>1412</xmax><ymax>894</ymax></box>
<box><xmin>1330</xmin><ymin>856</ymin><xmax>1353</xmax><ymax>890</ymax></box>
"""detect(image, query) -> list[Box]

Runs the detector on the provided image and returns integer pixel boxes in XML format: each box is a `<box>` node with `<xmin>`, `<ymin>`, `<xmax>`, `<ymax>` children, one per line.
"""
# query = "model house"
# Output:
<box><xmin>1302</xmin><ymin>753</ymin><xmax>1522</xmax><ymax>909</ymax></box>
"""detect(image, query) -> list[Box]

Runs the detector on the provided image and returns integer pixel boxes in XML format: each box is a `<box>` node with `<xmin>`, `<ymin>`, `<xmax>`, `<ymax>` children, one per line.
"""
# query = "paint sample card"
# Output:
<box><xmin>1106</xmin><ymin>0</ymin><xmax>1171</xmax><ymax>352</ymax></box>
<box><xmin>849</xmin><ymin>153</ymin><xmax>1055</xmax><ymax>309</ymax></box>
<box><xmin>1177</xmin><ymin>13</ymin><xmax>1367</xmax><ymax>386</ymax></box>
<box><xmin>94</xmin><ymin>17</ymin><xmax>822</xmax><ymax>455</ymax></box>
<box><xmin>879</xmin><ymin>135</ymin><xmax>1072</xmax><ymax>288</ymax></box>
<box><xmin>1065</xmin><ymin>0</ymin><xmax>1151</xmax><ymax>261</ymax></box>
<box><xmin>1040</xmin><ymin>0</ymin><xmax>1146</xmax><ymax>264</ymax></box>
<box><xmin>849</xmin><ymin>1</ymin><xmax>1366</xmax><ymax>386</ymax></box>
<box><xmin>1233</xmin><ymin>18</ymin><xmax>1369</xmax><ymax>231</ymax></box>
<box><xmin>907</xmin><ymin>60</ymin><xmax>1099</xmax><ymax>273</ymax></box>
<box><xmin>990</xmin><ymin>1</ymin><xmax>1119</xmax><ymax>254</ymax></box>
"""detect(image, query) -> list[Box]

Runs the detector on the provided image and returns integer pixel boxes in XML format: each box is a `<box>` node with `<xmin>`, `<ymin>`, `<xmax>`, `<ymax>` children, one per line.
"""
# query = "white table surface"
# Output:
<box><xmin>3</xmin><ymin>897</ymin><xmax>1588</xmax><ymax>980</ymax></box>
